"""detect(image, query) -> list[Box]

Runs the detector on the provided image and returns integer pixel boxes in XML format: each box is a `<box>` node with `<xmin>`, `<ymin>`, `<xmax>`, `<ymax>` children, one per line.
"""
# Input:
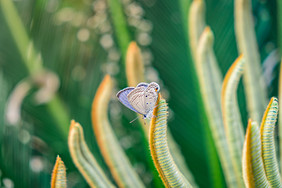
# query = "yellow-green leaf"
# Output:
<box><xmin>260</xmin><ymin>97</ymin><xmax>281</xmax><ymax>187</ymax></box>
<box><xmin>278</xmin><ymin>59</ymin><xmax>282</xmax><ymax>174</ymax></box>
<box><xmin>125</xmin><ymin>42</ymin><xmax>198</xmax><ymax>187</ymax></box>
<box><xmin>149</xmin><ymin>94</ymin><xmax>192</xmax><ymax>188</ymax></box>
<box><xmin>222</xmin><ymin>55</ymin><xmax>245</xmax><ymax>187</ymax></box>
<box><xmin>188</xmin><ymin>0</ymin><xmax>206</xmax><ymax>61</ymax></box>
<box><xmin>126</xmin><ymin>41</ymin><xmax>145</xmax><ymax>88</ymax></box>
<box><xmin>92</xmin><ymin>75</ymin><xmax>145</xmax><ymax>188</ymax></box>
<box><xmin>196</xmin><ymin>27</ymin><xmax>237</xmax><ymax>187</ymax></box>
<box><xmin>242</xmin><ymin>120</ymin><xmax>270</xmax><ymax>188</ymax></box>
<box><xmin>68</xmin><ymin>120</ymin><xmax>115</xmax><ymax>188</ymax></box>
<box><xmin>234</xmin><ymin>0</ymin><xmax>267</xmax><ymax>122</ymax></box>
<box><xmin>51</xmin><ymin>155</ymin><xmax>67</xmax><ymax>188</ymax></box>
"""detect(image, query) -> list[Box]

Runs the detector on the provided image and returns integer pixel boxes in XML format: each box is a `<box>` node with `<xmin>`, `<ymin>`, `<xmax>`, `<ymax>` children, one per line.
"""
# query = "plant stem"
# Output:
<box><xmin>0</xmin><ymin>0</ymin><xmax>41</xmax><ymax>74</ymax></box>
<box><xmin>179</xmin><ymin>0</ymin><xmax>191</xmax><ymax>35</ymax></box>
<box><xmin>107</xmin><ymin>0</ymin><xmax>131</xmax><ymax>62</ymax></box>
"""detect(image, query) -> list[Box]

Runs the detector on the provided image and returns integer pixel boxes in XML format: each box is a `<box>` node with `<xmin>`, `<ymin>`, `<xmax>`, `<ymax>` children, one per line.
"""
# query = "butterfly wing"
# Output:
<box><xmin>116</xmin><ymin>87</ymin><xmax>141</xmax><ymax>114</ymax></box>
<box><xmin>136</xmin><ymin>82</ymin><xmax>148</xmax><ymax>88</ymax></box>
<box><xmin>127</xmin><ymin>86</ymin><xmax>147</xmax><ymax>115</ymax></box>
<box><xmin>144</xmin><ymin>82</ymin><xmax>159</xmax><ymax>114</ymax></box>
<box><xmin>117</xmin><ymin>82</ymin><xmax>160</xmax><ymax>118</ymax></box>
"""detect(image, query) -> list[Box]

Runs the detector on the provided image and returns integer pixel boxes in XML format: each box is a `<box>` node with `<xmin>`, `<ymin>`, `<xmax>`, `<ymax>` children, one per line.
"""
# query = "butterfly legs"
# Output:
<box><xmin>129</xmin><ymin>116</ymin><xmax>140</xmax><ymax>124</ymax></box>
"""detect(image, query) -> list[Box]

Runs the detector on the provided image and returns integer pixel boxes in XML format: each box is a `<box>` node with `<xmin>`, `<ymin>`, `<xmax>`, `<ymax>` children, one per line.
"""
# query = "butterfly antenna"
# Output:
<box><xmin>130</xmin><ymin>116</ymin><xmax>139</xmax><ymax>124</ymax></box>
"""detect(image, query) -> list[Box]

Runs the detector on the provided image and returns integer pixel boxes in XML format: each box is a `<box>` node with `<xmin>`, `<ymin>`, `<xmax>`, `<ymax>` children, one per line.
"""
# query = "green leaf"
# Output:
<box><xmin>222</xmin><ymin>55</ymin><xmax>245</xmax><ymax>187</ymax></box>
<box><xmin>242</xmin><ymin>120</ymin><xmax>270</xmax><ymax>188</ymax></box>
<box><xmin>188</xmin><ymin>0</ymin><xmax>206</xmax><ymax>60</ymax></box>
<box><xmin>149</xmin><ymin>96</ymin><xmax>192</xmax><ymax>188</ymax></box>
<box><xmin>187</xmin><ymin>1</ymin><xmax>225</xmax><ymax>186</ymax></box>
<box><xmin>234</xmin><ymin>0</ymin><xmax>267</xmax><ymax>122</ymax></box>
<box><xmin>196</xmin><ymin>27</ymin><xmax>237</xmax><ymax>187</ymax></box>
<box><xmin>125</xmin><ymin>41</ymin><xmax>198</xmax><ymax>187</ymax></box>
<box><xmin>166</xmin><ymin>131</ymin><xmax>198</xmax><ymax>188</ymax></box>
<box><xmin>278</xmin><ymin>0</ymin><xmax>282</xmax><ymax>55</ymax></box>
<box><xmin>68</xmin><ymin>120</ymin><xmax>115</xmax><ymax>188</ymax></box>
<box><xmin>260</xmin><ymin>97</ymin><xmax>282</xmax><ymax>187</ymax></box>
<box><xmin>279</xmin><ymin>60</ymin><xmax>282</xmax><ymax>175</ymax></box>
<box><xmin>51</xmin><ymin>155</ymin><xmax>67</xmax><ymax>188</ymax></box>
<box><xmin>92</xmin><ymin>75</ymin><xmax>145</xmax><ymax>188</ymax></box>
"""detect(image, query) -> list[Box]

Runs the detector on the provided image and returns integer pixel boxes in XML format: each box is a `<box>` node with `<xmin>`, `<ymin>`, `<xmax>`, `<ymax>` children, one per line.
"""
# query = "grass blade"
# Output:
<box><xmin>51</xmin><ymin>155</ymin><xmax>67</xmax><ymax>188</ymax></box>
<box><xmin>234</xmin><ymin>0</ymin><xmax>267</xmax><ymax>122</ymax></box>
<box><xmin>242</xmin><ymin>120</ymin><xmax>270</xmax><ymax>188</ymax></box>
<box><xmin>92</xmin><ymin>75</ymin><xmax>145</xmax><ymax>188</ymax></box>
<box><xmin>260</xmin><ymin>97</ymin><xmax>281</xmax><ymax>187</ymax></box>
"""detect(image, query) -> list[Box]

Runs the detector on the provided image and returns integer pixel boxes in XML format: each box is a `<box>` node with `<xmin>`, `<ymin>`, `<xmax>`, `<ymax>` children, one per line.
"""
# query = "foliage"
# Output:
<box><xmin>0</xmin><ymin>0</ymin><xmax>280</xmax><ymax>187</ymax></box>
<box><xmin>51</xmin><ymin>156</ymin><xmax>67</xmax><ymax>188</ymax></box>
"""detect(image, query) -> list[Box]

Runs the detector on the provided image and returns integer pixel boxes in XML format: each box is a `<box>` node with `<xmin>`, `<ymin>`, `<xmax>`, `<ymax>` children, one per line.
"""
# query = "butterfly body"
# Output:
<box><xmin>116</xmin><ymin>82</ymin><xmax>160</xmax><ymax>119</ymax></box>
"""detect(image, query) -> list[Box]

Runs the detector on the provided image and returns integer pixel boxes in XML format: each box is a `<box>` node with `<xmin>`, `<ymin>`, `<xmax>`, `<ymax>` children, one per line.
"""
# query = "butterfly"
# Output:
<box><xmin>116</xmin><ymin>82</ymin><xmax>160</xmax><ymax>120</ymax></box>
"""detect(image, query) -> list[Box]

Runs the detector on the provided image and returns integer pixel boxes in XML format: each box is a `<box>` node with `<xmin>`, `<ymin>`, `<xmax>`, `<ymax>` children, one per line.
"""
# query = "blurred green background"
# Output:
<box><xmin>0</xmin><ymin>0</ymin><xmax>280</xmax><ymax>187</ymax></box>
